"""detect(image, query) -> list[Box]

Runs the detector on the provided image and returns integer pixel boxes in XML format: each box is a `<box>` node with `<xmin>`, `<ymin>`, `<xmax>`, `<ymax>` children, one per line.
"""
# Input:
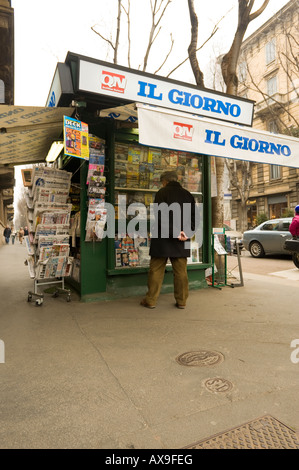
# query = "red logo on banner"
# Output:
<box><xmin>173</xmin><ymin>122</ymin><xmax>193</xmax><ymax>141</ymax></box>
<box><xmin>101</xmin><ymin>71</ymin><xmax>126</xmax><ymax>93</ymax></box>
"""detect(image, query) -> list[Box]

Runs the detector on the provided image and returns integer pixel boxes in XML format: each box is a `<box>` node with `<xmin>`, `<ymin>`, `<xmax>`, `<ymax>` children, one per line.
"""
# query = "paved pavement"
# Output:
<box><xmin>1</xmin><ymin>242</ymin><xmax>299</xmax><ymax>449</ymax></box>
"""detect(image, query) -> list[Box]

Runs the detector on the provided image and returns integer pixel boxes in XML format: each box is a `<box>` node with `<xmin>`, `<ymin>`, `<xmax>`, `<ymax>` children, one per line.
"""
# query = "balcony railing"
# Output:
<box><xmin>255</xmin><ymin>92</ymin><xmax>288</xmax><ymax>115</ymax></box>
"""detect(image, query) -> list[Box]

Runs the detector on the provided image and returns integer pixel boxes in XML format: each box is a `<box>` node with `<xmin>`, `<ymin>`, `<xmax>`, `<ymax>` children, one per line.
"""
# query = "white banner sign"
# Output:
<box><xmin>78</xmin><ymin>59</ymin><xmax>254</xmax><ymax>126</ymax></box>
<box><xmin>137</xmin><ymin>104</ymin><xmax>299</xmax><ymax>168</ymax></box>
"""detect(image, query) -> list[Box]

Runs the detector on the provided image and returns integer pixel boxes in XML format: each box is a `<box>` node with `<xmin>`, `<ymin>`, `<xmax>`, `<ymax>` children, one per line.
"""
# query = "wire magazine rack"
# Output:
<box><xmin>24</xmin><ymin>166</ymin><xmax>74</xmax><ymax>306</ymax></box>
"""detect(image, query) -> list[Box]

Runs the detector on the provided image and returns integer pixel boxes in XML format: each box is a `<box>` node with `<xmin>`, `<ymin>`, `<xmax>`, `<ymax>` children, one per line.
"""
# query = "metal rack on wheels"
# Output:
<box><xmin>27</xmin><ymin>259</ymin><xmax>73</xmax><ymax>306</ymax></box>
<box><xmin>23</xmin><ymin>166</ymin><xmax>73</xmax><ymax>306</ymax></box>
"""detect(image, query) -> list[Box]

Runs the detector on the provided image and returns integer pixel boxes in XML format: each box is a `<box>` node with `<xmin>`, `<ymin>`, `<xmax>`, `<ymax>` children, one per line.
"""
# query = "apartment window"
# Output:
<box><xmin>0</xmin><ymin>80</ymin><xmax>4</xmax><ymax>103</ymax></box>
<box><xmin>238</xmin><ymin>61</ymin><xmax>247</xmax><ymax>82</ymax></box>
<box><xmin>270</xmin><ymin>165</ymin><xmax>281</xmax><ymax>179</ymax></box>
<box><xmin>268</xmin><ymin>120</ymin><xmax>279</xmax><ymax>134</ymax></box>
<box><xmin>268</xmin><ymin>120</ymin><xmax>280</xmax><ymax>180</ymax></box>
<box><xmin>267</xmin><ymin>76</ymin><xmax>277</xmax><ymax>96</ymax></box>
<box><xmin>265</xmin><ymin>39</ymin><xmax>276</xmax><ymax>65</ymax></box>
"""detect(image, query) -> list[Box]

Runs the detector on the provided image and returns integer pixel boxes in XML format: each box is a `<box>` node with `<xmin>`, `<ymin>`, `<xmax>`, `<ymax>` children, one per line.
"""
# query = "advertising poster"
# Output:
<box><xmin>64</xmin><ymin>116</ymin><xmax>89</xmax><ymax>159</ymax></box>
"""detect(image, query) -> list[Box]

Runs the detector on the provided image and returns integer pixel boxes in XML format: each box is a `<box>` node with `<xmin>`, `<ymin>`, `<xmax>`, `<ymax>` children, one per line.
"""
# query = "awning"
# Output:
<box><xmin>99</xmin><ymin>103</ymin><xmax>138</xmax><ymax>122</ymax></box>
<box><xmin>0</xmin><ymin>105</ymin><xmax>74</xmax><ymax>166</ymax></box>
<box><xmin>137</xmin><ymin>103</ymin><xmax>299</xmax><ymax>168</ymax></box>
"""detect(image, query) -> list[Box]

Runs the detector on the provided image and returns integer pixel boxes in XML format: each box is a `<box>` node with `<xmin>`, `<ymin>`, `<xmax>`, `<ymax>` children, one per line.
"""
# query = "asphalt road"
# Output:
<box><xmin>227</xmin><ymin>249</ymin><xmax>295</xmax><ymax>276</ymax></box>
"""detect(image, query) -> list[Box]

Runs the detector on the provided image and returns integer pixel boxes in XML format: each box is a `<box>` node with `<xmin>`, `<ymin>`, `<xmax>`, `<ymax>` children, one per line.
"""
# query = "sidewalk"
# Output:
<box><xmin>0</xmin><ymin>242</ymin><xmax>299</xmax><ymax>449</ymax></box>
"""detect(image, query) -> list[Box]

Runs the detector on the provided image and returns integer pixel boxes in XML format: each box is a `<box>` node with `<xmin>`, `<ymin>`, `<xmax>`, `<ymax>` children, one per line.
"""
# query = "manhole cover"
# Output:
<box><xmin>183</xmin><ymin>415</ymin><xmax>299</xmax><ymax>449</ymax></box>
<box><xmin>175</xmin><ymin>350</ymin><xmax>224</xmax><ymax>367</ymax></box>
<box><xmin>204</xmin><ymin>377</ymin><xmax>233</xmax><ymax>393</ymax></box>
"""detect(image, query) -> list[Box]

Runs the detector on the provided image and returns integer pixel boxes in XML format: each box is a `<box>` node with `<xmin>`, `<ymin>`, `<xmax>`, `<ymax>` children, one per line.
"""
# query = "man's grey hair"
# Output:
<box><xmin>160</xmin><ymin>171</ymin><xmax>178</xmax><ymax>183</ymax></box>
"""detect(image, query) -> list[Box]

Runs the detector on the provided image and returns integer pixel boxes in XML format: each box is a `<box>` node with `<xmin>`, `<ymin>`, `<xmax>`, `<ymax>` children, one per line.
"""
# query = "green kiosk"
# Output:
<box><xmin>45</xmin><ymin>52</ymin><xmax>254</xmax><ymax>302</ymax></box>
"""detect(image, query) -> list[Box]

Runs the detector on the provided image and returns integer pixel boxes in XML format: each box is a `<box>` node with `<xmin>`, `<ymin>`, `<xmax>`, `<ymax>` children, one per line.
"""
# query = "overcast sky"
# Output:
<box><xmin>11</xmin><ymin>0</ymin><xmax>289</xmax><ymax>106</ymax></box>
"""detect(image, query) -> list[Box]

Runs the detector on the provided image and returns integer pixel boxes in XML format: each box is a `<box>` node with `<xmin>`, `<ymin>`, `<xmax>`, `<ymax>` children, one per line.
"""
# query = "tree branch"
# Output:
<box><xmin>221</xmin><ymin>0</ymin><xmax>270</xmax><ymax>95</ymax></box>
<box><xmin>121</xmin><ymin>0</ymin><xmax>132</xmax><ymax>68</ymax></box>
<box><xmin>187</xmin><ymin>0</ymin><xmax>204</xmax><ymax>87</ymax></box>
<box><xmin>91</xmin><ymin>25</ymin><xmax>115</xmax><ymax>51</ymax></box>
<box><xmin>142</xmin><ymin>0</ymin><xmax>172</xmax><ymax>71</ymax></box>
<box><xmin>249</xmin><ymin>0</ymin><xmax>270</xmax><ymax>22</ymax></box>
<box><xmin>114</xmin><ymin>0</ymin><xmax>122</xmax><ymax>63</ymax></box>
<box><xmin>155</xmin><ymin>33</ymin><xmax>174</xmax><ymax>74</ymax></box>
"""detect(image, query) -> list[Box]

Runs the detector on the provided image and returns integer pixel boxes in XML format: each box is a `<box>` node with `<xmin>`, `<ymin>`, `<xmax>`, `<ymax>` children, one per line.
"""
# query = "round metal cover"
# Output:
<box><xmin>204</xmin><ymin>377</ymin><xmax>233</xmax><ymax>393</ymax></box>
<box><xmin>175</xmin><ymin>350</ymin><xmax>224</xmax><ymax>367</ymax></box>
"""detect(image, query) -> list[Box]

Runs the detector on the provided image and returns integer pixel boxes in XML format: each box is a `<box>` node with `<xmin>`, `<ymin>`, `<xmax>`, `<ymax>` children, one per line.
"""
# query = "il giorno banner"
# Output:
<box><xmin>137</xmin><ymin>104</ymin><xmax>299</xmax><ymax>168</ymax></box>
<box><xmin>78</xmin><ymin>58</ymin><xmax>254</xmax><ymax>126</ymax></box>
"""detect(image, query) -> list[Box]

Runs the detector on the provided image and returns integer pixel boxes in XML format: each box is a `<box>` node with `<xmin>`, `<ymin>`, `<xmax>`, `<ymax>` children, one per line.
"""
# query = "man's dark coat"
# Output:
<box><xmin>150</xmin><ymin>181</ymin><xmax>198</xmax><ymax>258</ymax></box>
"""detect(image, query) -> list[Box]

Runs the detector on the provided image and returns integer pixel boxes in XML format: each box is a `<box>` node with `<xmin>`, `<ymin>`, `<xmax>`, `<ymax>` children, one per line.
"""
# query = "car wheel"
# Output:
<box><xmin>249</xmin><ymin>241</ymin><xmax>265</xmax><ymax>258</ymax></box>
<box><xmin>292</xmin><ymin>253</ymin><xmax>299</xmax><ymax>269</ymax></box>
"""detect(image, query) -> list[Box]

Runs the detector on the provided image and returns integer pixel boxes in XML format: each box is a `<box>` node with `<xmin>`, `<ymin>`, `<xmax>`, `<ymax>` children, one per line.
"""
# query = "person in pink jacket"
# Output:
<box><xmin>289</xmin><ymin>205</ymin><xmax>299</xmax><ymax>238</ymax></box>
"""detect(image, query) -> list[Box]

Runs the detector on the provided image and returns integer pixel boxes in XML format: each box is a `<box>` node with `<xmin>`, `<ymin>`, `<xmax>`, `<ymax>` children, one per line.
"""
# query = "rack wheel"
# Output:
<box><xmin>67</xmin><ymin>294</ymin><xmax>71</xmax><ymax>302</ymax></box>
<box><xmin>27</xmin><ymin>294</ymin><xmax>32</xmax><ymax>302</ymax></box>
<box><xmin>35</xmin><ymin>298</ymin><xmax>43</xmax><ymax>306</ymax></box>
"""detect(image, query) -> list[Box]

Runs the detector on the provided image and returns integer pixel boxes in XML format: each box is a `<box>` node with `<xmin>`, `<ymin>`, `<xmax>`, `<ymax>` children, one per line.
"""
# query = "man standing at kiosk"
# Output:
<box><xmin>141</xmin><ymin>170</ymin><xmax>198</xmax><ymax>309</ymax></box>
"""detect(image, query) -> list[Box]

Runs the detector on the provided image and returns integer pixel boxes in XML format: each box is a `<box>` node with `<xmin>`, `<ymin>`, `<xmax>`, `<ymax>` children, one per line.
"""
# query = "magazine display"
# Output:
<box><xmin>85</xmin><ymin>135</ymin><xmax>107</xmax><ymax>242</ymax></box>
<box><xmin>114</xmin><ymin>233</ymin><xmax>151</xmax><ymax>268</ymax></box>
<box><xmin>113</xmin><ymin>143</ymin><xmax>203</xmax><ymax>268</ymax></box>
<box><xmin>23</xmin><ymin>166</ymin><xmax>73</xmax><ymax>280</ymax></box>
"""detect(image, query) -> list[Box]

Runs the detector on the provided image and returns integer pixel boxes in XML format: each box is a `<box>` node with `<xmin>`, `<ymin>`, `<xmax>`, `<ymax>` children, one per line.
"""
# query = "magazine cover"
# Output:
<box><xmin>114</xmin><ymin>161</ymin><xmax>127</xmax><ymax>187</ymax></box>
<box><xmin>88</xmin><ymin>175</ymin><xmax>106</xmax><ymax>197</ymax></box>
<box><xmin>126</xmin><ymin>163</ymin><xmax>139</xmax><ymax>188</ymax></box>
<box><xmin>149</xmin><ymin>167</ymin><xmax>164</xmax><ymax>190</ymax></box>
<box><xmin>64</xmin><ymin>116</ymin><xmax>89</xmax><ymax>160</ymax></box>
<box><xmin>86</xmin><ymin>198</ymin><xmax>105</xmax><ymax>223</ymax></box>
<box><xmin>139</xmin><ymin>162</ymin><xmax>154</xmax><ymax>189</ymax></box>
<box><xmin>86</xmin><ymin>154</ymin><xmax>105</xmax><ymax>185</ymax></box>
<box><xmin>161</xmin><ymin>149</ymin><xmax>178</xmax><ymax>167</ymax></box>
<box><xmin>148</xmin><ymin>148</ymin><xmax>161</xmax><ymax>165</ymax></box>
<box><xmin>85</xmin><ymin>218</ymin><xmax>106</xmax><ymax>242</ymax></box>
<box><xmin>89</xmin><ymin>134</ymin><xmax>105</xmax><ymax>154</ymax></box>
<box><xmin>52</xmin><ymin>244</ymin><xmax>70</xmax><ymax>258</ymax></box>
<box><xmin>128</xmin><ymin>249</ymin><xmax>139</xmax><ymax>267</ymax></box>
<box><xmin>115</xmin><ymin>248</ymin><xmax>122</xmax><ymax>267</ymax></box>
<box><xmin>121</xmin><ymin>251</ymin><xmax>130</xmax><ymax>266</ymax></box>
<box><xmin>39</xmin><ymin>246</ymin><xmax>53</xmax><ymax>262</ymax></box>
<box><xmin>114</xmin><ymin>236</ymin><xmax>122</xmax><ymax>249</ymax></box>
<box><xmin>134</xmin><ymin>235</ymin><xmax>148</xmax><ymax>249</ymax></box>
<box><xmin>115</xmin><ymin>143</ymin><xmax>128</xmax><ymax>161</ymax></box>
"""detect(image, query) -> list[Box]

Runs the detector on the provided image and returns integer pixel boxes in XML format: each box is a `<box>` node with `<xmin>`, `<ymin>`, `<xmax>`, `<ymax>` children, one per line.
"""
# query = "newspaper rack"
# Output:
<box><xmin>24</xmin><ymin>167</ymin><xmax>73</xmax><ymax>306</ymax></box>
<box><xmin>27</xmin><ymin>251</ymin><xmax>73</xmax><ymax>305</ymax></box>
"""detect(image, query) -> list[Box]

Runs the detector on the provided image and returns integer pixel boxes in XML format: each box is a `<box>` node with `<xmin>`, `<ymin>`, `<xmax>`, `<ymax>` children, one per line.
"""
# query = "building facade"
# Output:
<box><xmin>231</xmin><ymin>0</ymin><xmax>299</xmax><ymax>230</ymax></box>
<box><xmin>0</xmin><ymin>0</ymin><xmax>14</xmax><ymax>242</ymax></box>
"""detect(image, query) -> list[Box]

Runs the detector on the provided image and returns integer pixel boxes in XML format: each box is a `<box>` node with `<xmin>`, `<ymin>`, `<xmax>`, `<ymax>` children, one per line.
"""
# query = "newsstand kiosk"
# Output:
<box><xmin>45</xmin><ymin>52</ymin><xmax>255</xmax><ymax>302</ymax></box>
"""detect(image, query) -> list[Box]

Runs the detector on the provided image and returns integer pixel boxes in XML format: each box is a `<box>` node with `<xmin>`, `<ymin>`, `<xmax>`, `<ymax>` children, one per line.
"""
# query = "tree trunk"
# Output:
<box><xmin>212</xmin><ymin>158</ymin><xmax>225</xmax><ymax>228</ymax></box>
<box><xmin>187</xmin><ymin>0</ymin><xmax>205</xmax><ymax>88</ymax></box>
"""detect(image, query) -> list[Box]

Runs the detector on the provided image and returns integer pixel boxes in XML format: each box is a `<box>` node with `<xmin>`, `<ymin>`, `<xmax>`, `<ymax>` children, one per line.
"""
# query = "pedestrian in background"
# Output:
<box><xmin>289</xmin><ymin>205</ymin><xmax>299</xmax><ymax>238</ymax></box>
<box><xmin>18</xmin><ymin>227</ymin><xmax>24</xmax><ymax>244</ymax></box>
<box><xmin>3</xmin><ymin>225</ymin><xmax>11</xmax><ymax>244</ymax></box>
<box><xmin>11</xmin><ymin>227</ymin><xmax>16</xmax><ymax>245</ymax></box>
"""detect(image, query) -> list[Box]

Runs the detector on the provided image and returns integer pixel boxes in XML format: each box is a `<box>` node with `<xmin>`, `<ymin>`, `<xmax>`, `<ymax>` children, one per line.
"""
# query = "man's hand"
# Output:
<box><xmin>178</xmin><ymin>231</ymin><xmax>188</xmax><ymax>241</ymax></box>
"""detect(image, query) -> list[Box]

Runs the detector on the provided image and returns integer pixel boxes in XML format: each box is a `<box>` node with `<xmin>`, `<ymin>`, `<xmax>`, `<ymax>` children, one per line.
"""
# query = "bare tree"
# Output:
<box><xmin>91</xmin><ymin>0</ymin><xmax>122</xmax><ymax>64</ymax></box>
<box><xmin>187</xmin><ymin>0</ymin><xmax>205</xmax><ymax>87</ymax></box>
<box><xmin>91</xmin><ymin>0</ymin><xmax>272</xmax><ymax>230</ymax></box>
<box><xmin>91</xmin><ymin>0</ymin><xmax>173</xmax><ymax>71</ymax></box>
<box><xmin>186</xmin><ymin>0</ymin><xmax>270</xmax><ymax>228</ymax></box>
<box><xmin>142</xmin><ymin>0</ymin><xmax>172</xmax><ymax>71</ymax></box>
<box><xmin>221</xmin><ymin>0</ymin><xmax>270</xmax><ymax>95</ymax></box>
<box><xmin>225</xmin><ymin>159</ymin><xmax>251</xmax><ymax>231</ymax></box>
